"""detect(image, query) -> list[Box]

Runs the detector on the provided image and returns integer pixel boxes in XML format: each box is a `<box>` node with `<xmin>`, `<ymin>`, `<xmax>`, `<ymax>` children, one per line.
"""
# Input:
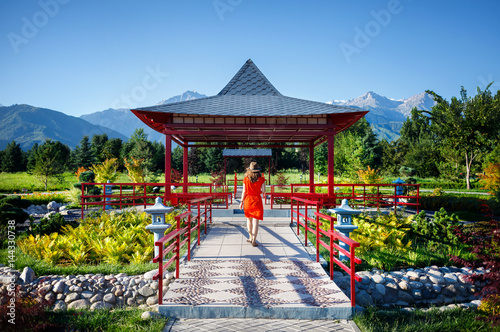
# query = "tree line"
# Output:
<box><xmin>1</xmin><ymin>86</ymin><xmax>499</xmax><ymax>190</ymax></box>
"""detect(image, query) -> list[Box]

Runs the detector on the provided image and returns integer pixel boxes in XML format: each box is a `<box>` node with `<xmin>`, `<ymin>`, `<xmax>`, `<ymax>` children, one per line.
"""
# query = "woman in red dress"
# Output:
<box><xmin>239</xmin><ymin>162</ymin><xmax>265</xmax><ymax>247</ymax></box>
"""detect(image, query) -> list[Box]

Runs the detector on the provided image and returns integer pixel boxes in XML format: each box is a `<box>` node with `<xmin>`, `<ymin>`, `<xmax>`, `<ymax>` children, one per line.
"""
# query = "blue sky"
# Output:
<box><xmin>1</xmin><ymin>0</ymin><xmax>499</xmax><ymax>117</ymax></box>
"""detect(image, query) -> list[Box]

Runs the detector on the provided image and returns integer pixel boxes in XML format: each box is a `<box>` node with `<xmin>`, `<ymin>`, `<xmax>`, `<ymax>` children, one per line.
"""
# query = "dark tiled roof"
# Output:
<box><xmin>134</xmin><ymin>59</ymin><xmax>362</xmax><ymax>116</ymax></box>
<box><xmin>136</xmin><ymin>94</ymin><xmax>360</xmax><ymax>116</ymax></box>
<box><xmin>223</xmin><ymin>149</ymin><xmax>272</xmax><ymax>157</ymax></box>
<box><xmin>218</xmin><ymin>59</ymin><xmax>281</xmax><ymax>96</ymax></box>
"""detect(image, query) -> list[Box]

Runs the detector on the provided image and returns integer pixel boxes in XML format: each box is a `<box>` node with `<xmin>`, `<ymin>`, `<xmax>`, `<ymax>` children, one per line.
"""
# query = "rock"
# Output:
<box><xmin>65</xmin><ymin>292</ymin><xmax>80</xmax><ymax>303</ymax></box>
<box><xmin>385</xmin><ymin>283</ymin><xmax>399</xmax><ymax>303</ymax></box>
<box><xmin>68</xmin><ymin>299</ymin><xmax>90</xmax><ymax>310</ymax></box>
<box><xmin>356</xmin><ymin>290</ymin><xmax>374</xmax><ymax>307</ymax></box>
<box><xmin>444</xmin><ymin>273</ymin><xmax>458</xmax><ymax>283</ymax></box>
<box><xmin>372</xmin><ymin>274</ymin><xmax>386</xmax><ymax>284</ymax></box>
<box><xmin>398</xmin><ymin>281</ymin><xmax>410</xmax><ymax>291</ymax></box>
<box><xmin>398</xmin><ymin>291</ymin><xmax>415</xmax><ymax>304</ymax></box>
<box><xmin>0</xmin><ymin>275</ymin><xmax>16</xmax><ymax>284</ymax></box>
<box><xmin>69</xmin><ymin>285</ymin><xmax>82</xmax><ymax>292</ymax></box>
<box><xmin>429</xmin><ymin>275</ymin><xmax>445</xmax><ymax>284</ymax></box>
<box><xmin>138</xmin><ymin>285</ymin><xmax>155</xmax><ymax>297</ymax></box>
<box><xmin>361</xmin><ymin>276</ymin><xmax>370</xmax><ymax>285</ymax></box>
<box><xmin>442</xmin><ymin>284</ymin><xmax>458</xmax><ymax>297</ymax></box>
<box><xmin>44</xmin><ymin>291</ymin><xmax>56</xmax><ymax>302</ymax></box>
<box><xmin>126</xmin><ymin>298</ymin><xmax>136</xmax><ymax>306</ymax></box>
<box><xmin>409</xmin><ymin>281</ymin><xmax>423</xmax><ymax>289</ymax></box>
<box><xmin>407</xmin><ymin>271</ymin><xmax>420</xmax><ymax>280</ymax></box>
<box><xmin>144</xmin><ymin>270</ymin><xmax>158</xmax><ymax>281</ymax></box>
<box><xmin>146</xmin><ymin>296</ymin><xmax>157</xmax><ymax>306</ymax></box>
<box><xmin>81</xmin><ymin>291</ymin><xmax>93</xmax><ymax>299</ymax></box>
<box><xmin>20</xmin><ymin>267</ymin><xmax>35</xmax><ymax>284</ymax></box>
<box><xmin>53</xmin><ymin>300</ymin><xmax>67</xmax><ymax>311</ymax></box>
<box><xmin>53</xmin><ymin>281</ymin><xmax>67</xmax><ymax>293</ymax></box>
<box><xmin>334</xmin><ymin>277</ymin><xmax>351</xmax><ymax>290</ymax></box>
<box><xmin>91</xmin><ymin>301</ymin><xmax>113</xmax><ymax>310</ymax></box>
<box><xmin>90</xmin><ymin>293</ymin><xmax>103</xmax><ymax>303</ymax></box>
<box><xmin>412</xmin><ymin>289</ymin><xmax>423</xmax><ymax>300</ymax></box>
<box><xmin>103</xmin><ymin>293</ymin><xmax>116</xmax><ymax>304</ymax></box>
<box><xmin>151</xmin><ymin>281</ymin><xmax>158</xmax><ymax>290</ymax></box>
<box><xmin>375</xmin><ymin>284</ymin><xmax>386</xmax><ymax>296</ymax></box>
<box><xmin>141</xmin><ymin>311</ymin><xmax>159</xmax><ymax>320</ymax></box>
<box><xmin>38</xmin><ymin>285</ymin><xmax>52</xmax><ymax>297</ymax></box>
<box><xmin>47</xmin><ymin>201</ymin><xmax>60</xmax><ymax>211</ymax></box>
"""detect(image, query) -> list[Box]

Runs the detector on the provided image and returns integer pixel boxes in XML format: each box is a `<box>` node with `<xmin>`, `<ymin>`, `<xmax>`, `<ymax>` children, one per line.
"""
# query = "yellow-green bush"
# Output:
<box><xmin>17</xmin><ymin>209</ymin><xmax>180</xmax><ymax>266</ymax></box>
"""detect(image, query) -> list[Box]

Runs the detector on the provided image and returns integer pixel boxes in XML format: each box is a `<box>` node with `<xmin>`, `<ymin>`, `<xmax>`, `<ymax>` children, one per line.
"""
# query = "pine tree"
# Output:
<box><xmin>2</xmin><ymin>140</ymin><xmax>25</xmax><ymax>172</ymax></box>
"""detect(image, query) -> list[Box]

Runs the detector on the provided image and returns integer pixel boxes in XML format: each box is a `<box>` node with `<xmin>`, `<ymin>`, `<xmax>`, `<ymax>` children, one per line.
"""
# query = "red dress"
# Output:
<box><xmin>243</xmin><ymin>176</ymin><xmax>265</xmax><ymax>220</ymax></box>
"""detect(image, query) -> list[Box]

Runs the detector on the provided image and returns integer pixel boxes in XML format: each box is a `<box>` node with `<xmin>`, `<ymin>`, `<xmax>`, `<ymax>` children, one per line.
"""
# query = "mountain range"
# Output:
<box><xmin>0</xmin><ymin>104</ymin><xmax>127</xmax><ymax>150</ymax></box>
<box><xmin>328</xmin><ymin>91</ymin><xmax>435</xmax><ymax>141</ymax></box>
<box><xmin>0</xmin><ymin>90</ymin><xmax>435</xmax><ymax>151</ymax></box>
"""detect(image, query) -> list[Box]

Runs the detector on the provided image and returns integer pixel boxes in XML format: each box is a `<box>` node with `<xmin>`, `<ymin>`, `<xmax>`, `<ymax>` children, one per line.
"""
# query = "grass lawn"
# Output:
<box><xmin>354</xmin><ymin>306</ymin><xmax>499</xmax><ymax>332</ymax></box>
<box><xmin>0</xmin><ymin>172</ymin><xmax>76</xmax><ymax>193</ymax></box>
<box><xmin>3</xmin><ymin>307</ymin><xmax>167</xmax><ymax>332</ymax></box>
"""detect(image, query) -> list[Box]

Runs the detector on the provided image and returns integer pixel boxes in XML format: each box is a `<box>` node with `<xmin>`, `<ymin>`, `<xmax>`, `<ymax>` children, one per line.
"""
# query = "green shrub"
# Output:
<box><xmin>17</xmin><ymin>209</ymin><xmax>184</xmax><ymax>266</ymax></box>
<box><xmin>420</xmin><ymin>194</ymin><xmax>500</xmax><ymax>215</ymax></box>
<box><xmin>21</xmin><ymin>192</ymin><xmax>68</xmax><ymax>205</ymax></box>
<box><xmin>28</xmin><ymin>213</ymin><xmax>79</xmax><ymax>237</ymax></box>
<box><xmin>412</xmin><ymin>208</ymin><xmax>462</xmax><ymax>245</ymax></box>
<box><xmin>418</xmin><ymin>181</ymin><xmax>482</xmax><ymax>189</ymax></box>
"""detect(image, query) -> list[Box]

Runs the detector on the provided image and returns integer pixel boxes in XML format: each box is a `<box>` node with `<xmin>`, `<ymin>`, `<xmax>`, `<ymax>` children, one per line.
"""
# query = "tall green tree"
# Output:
<box><xmin>29</xmin><ymin>140</ymin><xmax>70</xmax><ymax>190</ymax></box>
<box><xmin>426</xmin><ymin>86</ymin><xmax>500</xmax><ymax>189</ymax></box>
<box><xmin>102</xmin><ymin>138</ymin><xmax>123</xmax><ymax>161</ymax></box>
<box><xmin>90</xmin><ymin>134</ymin><xmax>108</xmax><ymax>163</ymax></box>
<box><xmin>398</xmin><ymin>108</ymin><xmax>440</xmax><ymax>178</ymax></box>
<box><xmin>73</xmin><ymin>136</ymin><xmax>94</xmax><ymax>169</ymax></box>
<box><xmin>2</xmin><ymin>141</ymin><xmax>25</xmax><ymax>172</ymax></box>
<box><xmin>172</xmin><ymin>145</ymin><xmax>183</xmax><ymax>172</ymax></box>
<box><xmin>203</xmin><ymin>146</ymin><xmax>223</xmax><ymax>172</ymax></box>
<box><xmin>188</xmin><ymin>146</ymin><xmax>205</xmax><ymax>175</ymax></box>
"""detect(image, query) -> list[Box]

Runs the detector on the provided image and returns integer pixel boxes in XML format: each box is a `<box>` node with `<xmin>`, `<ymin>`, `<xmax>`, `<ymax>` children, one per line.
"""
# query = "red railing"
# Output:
<box><xmin>153</xmin><ymin>196</ymin><xmax>212</xmax><ymax>305</ymax></box>
<box><xmin>271</xmin><ymin>183</ymin><xmax>420</xmax><ymax>212</ymax></box>
<box><xmin>291</xmin><ymin>196</ymin><xmax>362</xmax><ymax>307</ymax></box>
<box><xmin>80</xmin><ymin>182</ymin><xmax>230</xmax><ymax>218</ymax></box>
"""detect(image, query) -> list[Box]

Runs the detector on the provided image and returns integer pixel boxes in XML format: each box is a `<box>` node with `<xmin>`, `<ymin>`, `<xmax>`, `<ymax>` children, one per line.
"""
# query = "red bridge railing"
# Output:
<box><xmin>80</xmin><ymin>182</ymin><xmax>229</xmax><ymax>219</ymax></box>
<box><xmin>153</xmin><ymin>196</ymin><xmax>212</xmax><ymax>305</ymax></box>
<box><xmin>272</xmin><ymin>183</ymin><xmax>420</xmax><ymax>212</ymax></box>
<box><xmin>291</xmin><ymin>196</ymin><xmax>362</xmax><ymax>307</ymax></box>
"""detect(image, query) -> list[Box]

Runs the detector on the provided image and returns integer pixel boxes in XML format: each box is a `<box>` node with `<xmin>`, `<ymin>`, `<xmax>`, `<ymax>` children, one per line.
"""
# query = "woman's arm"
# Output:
<box><xmin>261</xmin><ymin>180</ymin><xmax>265</xmax><ymax>200</ymax></box>
<box><xmin>239</xmin><ymin>183</ymin><xmax>246</xmax><ymax>209</ymax></box>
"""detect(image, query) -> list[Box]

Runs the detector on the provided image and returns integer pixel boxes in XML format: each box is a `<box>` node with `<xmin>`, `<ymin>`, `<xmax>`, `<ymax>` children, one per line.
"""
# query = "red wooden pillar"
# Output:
<box><xmin>223</xmin><ymin>157</ymin><xmax>227</xmax><ymax>186</ymax></box>
<box><xmin>309</xmin><ymin>141</ymin><xmax>314</xmax><ymax>193</ymax></box>
<box><xmin>268</xmin><ymin>156</ymin><xmax>271</xmax><ymax>185</ymax></box>
<box><xmin>165</xmin><ymin>134</ymin><xmax>172</xmax><ymax>200</ymax></box>
<box><xmin>327</xmin><ymin>132</ymin><xmax>335</xmax><ymax>198</ymax></box>
<box><xmin>183</xmin><ymin>145</ymin><xmax>188</xmax><ymax>194</ymax></box>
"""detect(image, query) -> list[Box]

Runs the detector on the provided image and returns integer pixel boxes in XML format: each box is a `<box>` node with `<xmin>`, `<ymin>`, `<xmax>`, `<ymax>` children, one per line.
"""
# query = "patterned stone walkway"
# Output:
<box><xmin>159</xmin><ymin>225</ymin><xmax>353</xmax><ymax>320</ymax></box>
<box><xmin>166</xmin><ymin>318</ymin><xmax>360</xmax><ymax>332</ymax></box>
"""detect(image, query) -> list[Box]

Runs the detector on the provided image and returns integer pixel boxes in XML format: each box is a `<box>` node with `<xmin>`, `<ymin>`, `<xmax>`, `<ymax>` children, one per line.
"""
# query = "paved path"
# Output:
<box><xmin>165</xmin><ymin>317</ymin><xmax>360</xmax><ymax>332</ymax></box>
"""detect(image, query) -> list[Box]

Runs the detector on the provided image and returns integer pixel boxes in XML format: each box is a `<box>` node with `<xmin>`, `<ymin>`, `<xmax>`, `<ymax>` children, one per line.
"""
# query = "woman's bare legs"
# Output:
<box><xmin>246</xmin><ymin>217</ymin><xmax>254</xmax><ymax>242</ymax></box>
<box><xmin>251</xmin><ymin>219</ymin><xmax>260</xmax><ymax>246</ymax></box>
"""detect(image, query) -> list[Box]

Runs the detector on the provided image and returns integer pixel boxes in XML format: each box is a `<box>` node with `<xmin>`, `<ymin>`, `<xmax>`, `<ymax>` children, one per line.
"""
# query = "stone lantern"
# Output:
<box><xmin>392</xmin><ymin>177</ymin><xmax>406</xmax><ymax>202</ymax></box>
<box><xmin>104</xmin><ymin>180</ymin><xmax>113</xmax><ymax>210</ymax></box>
<box><xmin>328</xmin><ymin>199</ymin><xmax>361</xmax><ymax>262</ymax></box>
<box><xmin>145</xmin><ymin>197</ymin><xmax>174</xmax><ymax>258</ymax></box>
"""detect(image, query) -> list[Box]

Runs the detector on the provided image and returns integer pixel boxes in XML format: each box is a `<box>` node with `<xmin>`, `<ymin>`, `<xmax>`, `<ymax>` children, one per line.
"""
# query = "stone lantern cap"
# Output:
<box><xmin>392</xmin><ymin>177</ymin><xmax>406</xmax><ymax>184</ymax></box>
<box><xmin>328</xmin><ymin>199</ymin><xmax>361</xmax><ymax>216</ymax></box>
<box><xmin>145</xmin><ymin>197</ymin><xmax>174</xmax><ymax>215</ymax></box>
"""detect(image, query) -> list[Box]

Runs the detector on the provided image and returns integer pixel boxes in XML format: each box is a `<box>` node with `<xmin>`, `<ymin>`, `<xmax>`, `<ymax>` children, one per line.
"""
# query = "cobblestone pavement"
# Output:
<box><xmin>165</xmin><ymin>318</ymin><xmax>360</xmax><ymax>332</ymax></box>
